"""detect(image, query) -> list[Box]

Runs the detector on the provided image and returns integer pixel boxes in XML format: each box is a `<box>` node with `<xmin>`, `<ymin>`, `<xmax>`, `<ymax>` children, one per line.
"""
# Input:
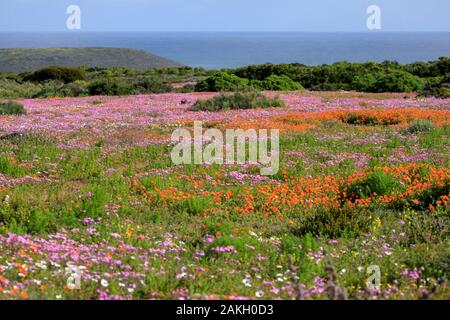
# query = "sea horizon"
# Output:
<box><xmin>1</xmin><ymin>31</ymin><xmax>449</xmax><ymax>69</ymax></box>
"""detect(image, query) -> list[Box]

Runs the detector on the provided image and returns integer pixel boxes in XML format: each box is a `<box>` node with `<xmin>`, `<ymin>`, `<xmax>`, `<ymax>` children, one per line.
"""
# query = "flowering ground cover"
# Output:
<box><xmin>0</xmin><ymin>91</ymin><xmax>449</xmax><ymax>300</ymax></box>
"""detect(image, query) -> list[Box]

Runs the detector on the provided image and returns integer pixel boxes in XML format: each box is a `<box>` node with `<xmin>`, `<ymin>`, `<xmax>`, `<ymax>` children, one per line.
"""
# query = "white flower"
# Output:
<box><xmin>255</xmin><ymin>290</ymin><xmax>264</xmax><ymax>298</ymax></box>
<box><xmin>100</xmin><ymin>279</ymin><xmax>109</xmax><ymax>287</ymax></box>
<box><xmin>128</xmin><ymin>288</ymin><xmax>135</xmax><ymax>293</ymax></box>
<box><xmin>242</xmin><ymin>279</ymin><xmax>252</xmax><ymax>287</ymax></box>
<box><xmin>56</xmin><ymin>295</ymin><xmax>62</xmax><ymax>299</ymax></box>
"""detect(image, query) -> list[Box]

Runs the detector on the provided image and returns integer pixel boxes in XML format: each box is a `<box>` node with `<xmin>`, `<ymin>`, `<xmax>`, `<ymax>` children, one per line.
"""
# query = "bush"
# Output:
<box><xmin>256</xmin><ymin>75</ymin><xmax>303</xmax><ymax>91</ymax></box>
<box><xmin>297</xmin><ymin>206</ymin><xmax>376</xmax><ymax>238</ymax></box>
<box><xmin>195</xmin><ymin>72</ymin><xmax>249</xmax><ymax>92</ymax></box>
<box><xmin>343</xmin><ymin>170</ymin><xmax>404</xmax><ymax>203</ymax></box>
<box><xmin>351</xmin><ymin>73</ymin><xmax>378</xmax><ymax>92</ymax></box>
<box><xmin>25</xmin><ymin>66</ymin><xmax>86</xmax><ymax>84</ymax></box>
<box><xmin>406</xmin><ymin>119</ymin><xmax>434</xmax><ymax>134</ymax></box>
<box><xmin>0</xmin><ymin>79</ymin><xmax>41</xmax><ymax>99</ymax></box>
<box><xmin>190</xmin><ymin>91</ymin><xmax>285</xmax><ymax>111</ymax></box>
<box><xmin>32</xmin><ymin>80</ymin><xmax>64</xmax><ymax>98</ymax></box>
<box><xmin>59</xmin><ymin>80</ymin><xmax>89</xmax><ymax>97</ymax></box>
<box><xmin>136</xmin><ymin>77</ymin><xmax>172</xmax><ymax>93</ymax></box>
<box><xmin>353</xmin><ymin>70</ymin><xmax>423</xmax><ymax>93</ymax></box>
<box><xmin>420</xmin><ymin>73</ymin><xmax>450</xmax><ymax>98</ymax></box>
<box><xmin>88</xmin><ymin>78</ymin><xmax>136</xmax><ymax>96</ymax></box>
<box><xmin>0</xmin><ymin>101</ymin><xmax>26</xmax><ymax>115</ymax></box>
<box><xmin>373</xmin><ymin>70</ymin><xmax>423</xmax><ymax>92</ymax></box>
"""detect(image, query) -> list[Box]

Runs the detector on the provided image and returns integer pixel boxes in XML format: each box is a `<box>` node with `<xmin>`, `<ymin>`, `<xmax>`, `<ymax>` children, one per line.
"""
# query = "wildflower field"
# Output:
<box><xmin>0</xmin><ymin>91</ymin><xmax>449</xmax><ymax>300</ymax></box>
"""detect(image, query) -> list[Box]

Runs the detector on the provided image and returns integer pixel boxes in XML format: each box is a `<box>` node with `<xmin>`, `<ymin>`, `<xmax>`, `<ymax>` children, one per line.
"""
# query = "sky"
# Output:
<box><xmin>1</xmin><ymin>0</ymin><xmax>450</xmax><ymax>32</ymax></box>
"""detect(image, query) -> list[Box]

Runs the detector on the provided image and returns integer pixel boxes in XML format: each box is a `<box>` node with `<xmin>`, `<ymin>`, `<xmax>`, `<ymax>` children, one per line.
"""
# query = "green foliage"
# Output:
<box><xmin>344</xmin><ymin>170</ymin><xmax>404</xmax><ymax>202</ymax></box>
<box><xmin>0</xmin><ymin>101</ymin><xmax>26</xmax><ymax>115</ymax></box>
<box><xmin>372</xmin><ymin>70</ymin><xmax>423</xmax><ymax>93</ymax></box>
<box><xmin>190</xmin><ymin>91</ymin><xmax>284</xmax><ymax>111</ymax></box>
<box><xmin>253</xmin><ymin>75</ymin><xmax>303</xmax><ymax>91</ymax></box>
<box><xmin>420</xmin><ymin>73</ymin><xmax>450</xmax><ymax>98</ymax></box>
<box><xmin>24</xmin><ymin>66</ymin><xmax>86</xmax><ymax>84</ymax></box>
<box><xmin>88</xmin><ymin>78</ymin><xmax>136</xmax><ymax>96</ymax></box>
<box><xmin>0</xmin><ymin>57</ymin><xmax>449</xmax><ymax>97</ymax></box>
<box><xmin>136</xmin><ymin>77</ymin><xmax>172</xmax><ymax>93</ymax></box>
<box><xmin>297</xmin><ymin>206</ymin><xmax>376</xmax><ymax>238</ymax></box>
<box><xmin>0</xmin><ymin>79</ymin><xmax>41</xmax><ymax>99</ymax></box>
<box><xmin>353</xmin><ymin>70</ymin><xmax>423</xmax><ymax>93</ymax></box>
<box><xmin>195</xmin><ymin>72</ymin><xmax>249</xmax><ymax>92</ymax></box>
<box><xmin>406</xmin><ymin>119</ymin><xmax>434</xmax><ymax>134</ymax></box>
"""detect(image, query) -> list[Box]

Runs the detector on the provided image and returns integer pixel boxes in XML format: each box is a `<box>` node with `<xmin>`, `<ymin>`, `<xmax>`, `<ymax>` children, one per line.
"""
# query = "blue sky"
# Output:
<box><xmin>1</xmin><ymin>0</ymin><xmax>450</xmax><ymax>32</ymax></box>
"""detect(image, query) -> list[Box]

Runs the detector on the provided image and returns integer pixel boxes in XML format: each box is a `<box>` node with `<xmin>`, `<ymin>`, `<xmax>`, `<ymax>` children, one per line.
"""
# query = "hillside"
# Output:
<box><xmin>0</xmin><ymin>47</ymin><xmax>184</xmax><ymax>72</ymax></box>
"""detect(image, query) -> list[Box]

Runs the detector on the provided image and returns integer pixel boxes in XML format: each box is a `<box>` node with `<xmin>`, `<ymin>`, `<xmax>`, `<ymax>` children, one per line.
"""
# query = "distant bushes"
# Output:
<box><xmin>135</xmin><ymin>77</ymin><xmax>172</xmax><ymax>93</ymax></box>
<box><xmin>369</xmin><ymin>70</ymin><xmax>423</xmax><ymax>93</ymax></box>
<box><xmin>24</xmin><ymin>66</ymin><xmax>86</xmax><ymax>84</ymax></box>
<box><xmin>190</xmin><ymin>91</ymin><xmax>284</xmax><ymax>111</ymax></box>
<box><xmin>88</xmin><ymin>78</ymin><xmax>136</xmax><ymax>96</ymax></box>
<box><xmin>0</xmin><ymin>58</ymin><xmax>449</xmax><ymax>97</ymax></box>
<box><xmin>251</xmin><ymin>75</ymin><xmax>303</xmax><ymax>91</ymax></box>
<box><xmin>196</xmin><ymin>72</ymin><xmax>303</xmax><ymax>92</ymax></box>
<box><xmin>195</xmin><ymin>72</ymin><xmax>249</xmax><ymax>92</ymax></box>
<box><xmin>87</xmin><ymin>77</ymin><xmax>172</xmax><ymax>96</ymax></box>
<box><xmin>419</xmin><ymin>73</ymin><xmax>450</xmax><ymax>98</ymax></box>
<box><xmin>0</xmin><ymin>79</ymin><xmax>41</xmax><ymax>99</ymax></box>
<box><xmin>0</xmin><ymin>101</ymin><xmax>26</xmax><ymax>115</ymax></box>
<box><xmin>230</xmin><ymin>60</ymin><xmax>444</xmax><ymax>93</ymax></box>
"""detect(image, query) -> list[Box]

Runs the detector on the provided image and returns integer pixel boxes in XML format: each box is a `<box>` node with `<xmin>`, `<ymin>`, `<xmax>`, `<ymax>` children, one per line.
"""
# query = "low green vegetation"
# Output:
<box><xmin>24</xmin><ymin>66</ymin><xmax>86</xmax><ymax>84</ymax></box>
<box><xmin>0</xmin><ymin>101</ymin><xmax>26</xmax><ymax>115</ymax></box>
<box><xmin>190</xmin><ymin>91</ymin><xmax>284</xmax><ymax>111</ymax></box>
<box><xmin>0</xmin><ymin>56</ymin><xmax>449</xmax><ymax>98</ymax></box>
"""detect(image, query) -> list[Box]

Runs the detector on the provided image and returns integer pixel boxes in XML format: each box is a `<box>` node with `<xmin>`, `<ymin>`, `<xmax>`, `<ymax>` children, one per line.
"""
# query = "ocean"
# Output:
<box><xmin>0</xmin><ymin>32</ymin><xmax>449</xmax><ymax>69</ymax></box>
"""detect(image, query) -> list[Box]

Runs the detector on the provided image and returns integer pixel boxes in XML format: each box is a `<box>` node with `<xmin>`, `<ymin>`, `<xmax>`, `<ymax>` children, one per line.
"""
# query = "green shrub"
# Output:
<box><xmin>88</xmin><ymin>78</ymin><xmax>136</xmax><ymax>96</ymax></box>
<box><xmin>420</xmin><ymin>73</ymin><xmax>450</xmax><ymax>98</ymax></box>
<box><xmin>136</xmin><ymin>77</ymin><xmax>172</xmax><ymax>93</ymax></box>
<box><xmin>297</xmin><ymin>207</ymin><xmax>376</xmax><ymax>238</ymax></box>
<box><xmin>340</xmin><ymin>113</ymin><xmax>379</xmax><ymax>126</ymax></box>
<box><xmin>25</xmin><ymin>66</ymin><xmax>86</xmax><ymax>84</ymax></box>
<box><xmin>374</xmin><ymin>70</ymin><xmax>423</xmax><ymax>92</ymax></box>
<box><xmin>0</xmin><ymin>101</ymin><xmax>26</xmax><ymax>115</ymax></box>
<box><xmin>190</xmin><ymin>91</ymin><xmax>284</xmax><ymax>111</ymax></box>
<box><xmin>195</xmin><ymin>72</ymin><xmax>249</xmax><ymax>92</ymax></box>
<box><xmin>0</xmin><ymin>79</ymin><xmax>41</xmax><ymax>99</ymax></box>
<box><xmin>343</xmin><ymin>170</ymin><xmax>404</xmax><ymax>202</ymax></box>
<box><xmin>32</xmin><ymin>80</ymin><xmax>64</xmax><ymax>98</ymax></box>
<box><xmin>59</xmin><ymin>80</ymin><xmax>89</xmax><ymax>97</ymax></box>
<box><xmin>406</xmin><ymin>119</ymin><xmax>434</xmax><ymax>134</ymax></box>
<box><xmin>259</xmin><ymin>74</ymin><xmax>303</xmax><ymax>91</ymax></box>
<box><xmin>351</xmin><ymin>73</ymin><xmax>378</xmax><ymax>92</ymax></box>
<box><xmin>352</xmin><ymin>70</ymin><xmax>423</xmax><ymax>93</ymax></box>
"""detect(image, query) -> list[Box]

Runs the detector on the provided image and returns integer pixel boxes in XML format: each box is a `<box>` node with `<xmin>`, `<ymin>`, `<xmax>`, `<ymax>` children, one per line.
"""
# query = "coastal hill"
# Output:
<box><xmin>0</xmin><ymin>47</ymin><xmax>184</xmax><ymax>72</ymax></box>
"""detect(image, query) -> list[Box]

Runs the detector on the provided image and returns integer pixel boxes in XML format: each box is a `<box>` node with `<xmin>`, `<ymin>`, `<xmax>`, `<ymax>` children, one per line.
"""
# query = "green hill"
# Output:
<box><xmin>0</xmin><ymin>47</ymin><xmax>184</xmax><ymax>72</ymax></box>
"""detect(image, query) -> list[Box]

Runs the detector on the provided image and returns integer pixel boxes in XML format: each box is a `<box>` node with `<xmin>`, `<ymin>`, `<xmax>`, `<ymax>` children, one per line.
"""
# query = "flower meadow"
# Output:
<box><xmin>0</xmin><ymin>91</ymin><xmax>449</xmax><ymax>300</ymax></box>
